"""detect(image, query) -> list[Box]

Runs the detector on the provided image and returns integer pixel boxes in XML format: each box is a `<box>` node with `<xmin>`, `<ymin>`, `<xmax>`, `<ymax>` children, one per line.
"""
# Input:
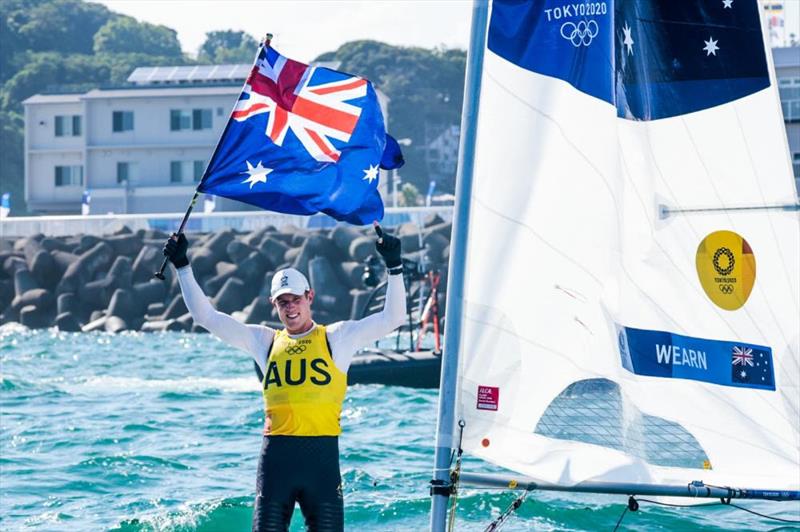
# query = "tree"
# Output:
<box><xmin>0</xmin><ymin>110</ymin><xmax>25</xmax><ymax>215</ymax></box>
<box><xmin>316</xmin><ymin>40</ymin><xmax>466</xmax><ymax>193</ymax></box>
<box><xmin>198</xmin><ymin>30</ymin><xmax>259</xmax><ymax>64</ymax></box>
<box><xmin>93</xmin><ymin>16</ymin><xmax>183</xmax><ymax>58</ymax></box>
<box><xmin>5</xmin><ymin>0</ymin><xmax>114</xmax><ymax>56</ymax></box>
<box><xmin>400</xmin><ymin>183</ymin><xmax>421</xmax><ymax>207</ymax></box>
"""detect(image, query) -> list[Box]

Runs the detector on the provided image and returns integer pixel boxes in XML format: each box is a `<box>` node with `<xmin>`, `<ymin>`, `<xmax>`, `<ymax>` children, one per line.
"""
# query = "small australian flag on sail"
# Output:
<box><xmin>731</xmin><ymin>346</ymin><xmax>774</xmax><ymax>387</ymax></box>
<box><xmin>198</xmin><ymin>44</ymin><xmax>402</xmax><ymax>225</ymax></box>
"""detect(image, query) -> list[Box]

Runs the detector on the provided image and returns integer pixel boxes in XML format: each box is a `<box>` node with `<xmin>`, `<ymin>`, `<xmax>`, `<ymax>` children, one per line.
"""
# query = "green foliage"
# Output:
<box><xmin>93</xmin><ymin>16</ymin><xmax>182</xmax><ymax>57</ymax></box>
<box><xmin>0</xmin><ymin>0</ymin><xmax>187</xmax><ymax>213</ymax></box>
<box><xmin>4</xmin><ymin>0</ymin><xmax>114</xmax><ymax>56</ymax></box>
<box><xmin>399</xmin><ymin>183</ymin><xmax>421</xmax><ymax>207</ymax></box>
<box><xmin>198</xmin><ymin>31</ymin><xmax>259</xmax><ymax>64</ymax></box>
<box><xmin>0</xmin><ymin>110</ymin><xmax>24</xmax><ymax>215</ymax></box>
<box><xmin>317</xmin><ymin>40</ymin><xmax>466</xmax><ymax>192</ymax></box>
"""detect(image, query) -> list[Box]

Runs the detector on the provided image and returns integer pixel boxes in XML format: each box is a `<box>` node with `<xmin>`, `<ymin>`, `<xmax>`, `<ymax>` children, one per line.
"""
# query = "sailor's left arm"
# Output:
<box><xmin>326</xmin><ymin>271</ymin><xmax>407</xmax><ymax>373</ymax></box>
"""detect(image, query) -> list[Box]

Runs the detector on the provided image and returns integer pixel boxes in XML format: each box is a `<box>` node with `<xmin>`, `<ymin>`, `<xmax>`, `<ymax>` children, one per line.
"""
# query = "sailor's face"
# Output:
<box><xmin>272</xmin><ymin>290</ymin><xmax>314</xmax><ymax>334</ymax></box>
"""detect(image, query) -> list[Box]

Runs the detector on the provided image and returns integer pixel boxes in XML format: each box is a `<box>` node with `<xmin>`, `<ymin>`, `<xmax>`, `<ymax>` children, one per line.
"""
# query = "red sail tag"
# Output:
<box><xmin>476</xmin><ymin>386</ymin><xmax>499</xmax><ymax>411</ymax></box>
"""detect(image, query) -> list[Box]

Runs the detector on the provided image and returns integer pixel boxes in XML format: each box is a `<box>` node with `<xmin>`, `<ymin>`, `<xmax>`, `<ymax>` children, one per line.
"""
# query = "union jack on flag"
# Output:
<box><xmin>732</xmin><ymin>346</ymin><xmax>754</xmax><ymax>366</ymax></box>
<box><xmin>197</xmin><ymin>43</ymin><xmax>401</xmax><ymax>225</ymax></box>
<box><xmin>232</xmin><ymin>50</ymin><xmax>368</xmax><ymax>163</ymax></box>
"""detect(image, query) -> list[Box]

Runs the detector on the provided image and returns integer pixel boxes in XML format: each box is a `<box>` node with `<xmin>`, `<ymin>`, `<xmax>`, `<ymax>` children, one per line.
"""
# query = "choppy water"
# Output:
<box><xmin>1</xmin><ymin>327</ymin><xmax>798</xmax><ymax>531</ymax></box>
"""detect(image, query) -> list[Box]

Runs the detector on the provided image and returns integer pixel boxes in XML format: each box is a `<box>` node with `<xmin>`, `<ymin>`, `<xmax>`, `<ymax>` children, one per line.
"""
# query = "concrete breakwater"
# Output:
<box><xmin>0</xmin><ymin>215</ymin><xmax>451</xmax><ymax>334</ymax></box>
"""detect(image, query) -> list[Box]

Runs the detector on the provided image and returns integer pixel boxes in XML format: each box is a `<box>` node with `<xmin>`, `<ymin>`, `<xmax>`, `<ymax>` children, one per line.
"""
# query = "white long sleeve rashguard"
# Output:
<box><xmin>176</xmin><ymin>265</ymin><xmax>407</xmax><ymax>374</ymax></box>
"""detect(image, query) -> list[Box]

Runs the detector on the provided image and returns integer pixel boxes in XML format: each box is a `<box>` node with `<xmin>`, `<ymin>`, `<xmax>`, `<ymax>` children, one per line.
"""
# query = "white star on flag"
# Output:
<box><xmin>722</xmin><ymin>0</ymin><xmax>733</xmax><ymax>8</ymax></box>
<box><xmin>703</xmin><ymin>37</ymin><xmax>719</xmax><ymax>56</ymax></box>
<box><xmin>362</xmin><ymin>164</ymin><xmax>379</xmax><ymax>184</ymax></box>
<box><xmin>622</xmin><ymin>22</ymin><xmax>634</xmax><ymax>55</ymax></box>
<box><xmin>241</xmin><ymin>160</ymin><xmax>273</xmax><ymax>189</ymax></box>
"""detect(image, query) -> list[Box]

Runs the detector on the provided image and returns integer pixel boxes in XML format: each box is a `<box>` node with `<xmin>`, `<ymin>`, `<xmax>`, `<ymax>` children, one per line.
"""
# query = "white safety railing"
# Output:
<box><xmin>0</xmin><ymin>207</ymin><xmax>453</xmax><ymax>238</ymax></box>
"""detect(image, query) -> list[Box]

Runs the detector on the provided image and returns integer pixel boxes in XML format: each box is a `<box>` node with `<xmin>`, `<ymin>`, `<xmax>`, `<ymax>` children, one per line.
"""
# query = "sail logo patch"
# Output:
<box><xmin>695</xmin><ymin>230</ymin><xmax>756</xmax><ymax>311</ymax></box>
<box><xmin>477</xmin><ymin>386</ymin><xmax>500</xmax><ymax>411</ymax></box>
<box><xmin>617</xmin><ymin>325</ymin><xmax>775</xmax><ymax>391</ymax></box>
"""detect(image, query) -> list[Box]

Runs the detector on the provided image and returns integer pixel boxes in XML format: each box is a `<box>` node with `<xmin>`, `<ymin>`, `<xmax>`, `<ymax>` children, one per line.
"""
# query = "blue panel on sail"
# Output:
<box><xmin>618</xmin><ymin>326</ymin><xmax>775</xmax><ymax>391</ymax></box>
<box><xmin>487</xmin><ymin>0</ymin><xmax>770</xmax><ymax>120</ymax></box>
<box><xmin>614</xmin><ymin>0</ymin><xmax>770</xmax><ymax>120</ymax></box>
<box><xmin>487</xmin><ymin>0</ymin><xmax>614</xmax><ymax>105</ymax></box>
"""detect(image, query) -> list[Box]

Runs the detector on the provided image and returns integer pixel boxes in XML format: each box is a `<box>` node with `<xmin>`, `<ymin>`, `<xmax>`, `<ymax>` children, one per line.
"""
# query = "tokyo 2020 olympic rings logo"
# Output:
<box><xmin>286</xmin><ymin>345</ymin><xmax>307</xmax><ymax>355</ymax></box>
<box><xmin>560</xmin><ymin>20</ymin><xmax>599</xmax><ymax>47</ymax></box>
<box><xmin>718</xmin><ymin>284</ymin><xmax>734</xmax><ymax>294</ymax></box>
<box><xmin>712</xmin><ymin>247</ymin><xmax>735</xmax><ymax>276</ymax></box>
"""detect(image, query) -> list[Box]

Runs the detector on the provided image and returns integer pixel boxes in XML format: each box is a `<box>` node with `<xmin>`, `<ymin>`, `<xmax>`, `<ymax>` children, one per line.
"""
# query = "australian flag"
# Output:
<box><xmin>732</xmin><ymin>346</ymin><xmax>775</xmax><ymax>388</ymax></box>
<box><xmin>488</xmin><ymin>0</ymin><xmax>769</xmax><ymax>121</ymax></box>
<box><xmin>198</xmin><ymin>44</ymin><xmax>402</xmax><ymax>225</ymax></box>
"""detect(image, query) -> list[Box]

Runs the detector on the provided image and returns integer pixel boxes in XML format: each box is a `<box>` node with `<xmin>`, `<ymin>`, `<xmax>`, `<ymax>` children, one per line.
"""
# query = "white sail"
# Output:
<box><xmin>454</xmin><ymin>0</ymin><xmax>799</xmax><ymax>491</ymax></box>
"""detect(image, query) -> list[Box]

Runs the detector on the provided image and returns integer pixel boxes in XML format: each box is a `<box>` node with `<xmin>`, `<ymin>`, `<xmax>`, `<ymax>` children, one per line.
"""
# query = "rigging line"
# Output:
<box><xmin>612</xmin><ymin>505</ymin><xmax>629</xmax><ymax>532</ymax></box>
<box><xmin>483</xmin><ymin>489</ymin><xmax>531</xmax><ymax>532</ymax></box>
<box><xmin>634</xmin><ymin>498</ymin><xmax>800</xmax><ymax>524</ymax></box>
<box><xmin>447</xmin><ymin>420</ymin><xmax>467</xmax><ymax>532</ymax></box>
<box><xmin>662</xmin><ymin>204</ymin><xmax>799</xmax><ymax>214</ymax></box>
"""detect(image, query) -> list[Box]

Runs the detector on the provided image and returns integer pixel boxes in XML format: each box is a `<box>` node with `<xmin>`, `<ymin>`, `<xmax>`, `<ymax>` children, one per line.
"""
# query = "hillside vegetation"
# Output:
<box><xmin>0</xmin><ymin>0</ymin><xmax>465</xmax><ymax>214</ymax></box>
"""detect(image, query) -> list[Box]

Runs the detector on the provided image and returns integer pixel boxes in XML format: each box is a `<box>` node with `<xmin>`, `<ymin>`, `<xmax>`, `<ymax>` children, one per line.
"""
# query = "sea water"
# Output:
<box><xmin>1</xmin><ymin>327</ymin><xmax>797</xmax><ymax>531</ymax></box>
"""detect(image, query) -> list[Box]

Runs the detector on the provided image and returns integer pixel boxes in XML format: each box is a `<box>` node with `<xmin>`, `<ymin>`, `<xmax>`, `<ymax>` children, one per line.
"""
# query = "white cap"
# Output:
<box><xmin>270</xmin><ymin>268</ymin><xmax>310</xmax><ymax>298</ymax></box>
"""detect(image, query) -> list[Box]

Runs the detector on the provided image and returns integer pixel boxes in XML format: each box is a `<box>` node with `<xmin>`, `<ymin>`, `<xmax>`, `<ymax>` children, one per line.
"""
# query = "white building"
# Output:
<box><xmin>23</xmin><ymin>64</ymin><xmax>389</xmax><ymax>214</ymax></box>
<box><xmin>773</xmin><ymin>47</ymin><xmax>800</xmax><ymax>195</ymax></box>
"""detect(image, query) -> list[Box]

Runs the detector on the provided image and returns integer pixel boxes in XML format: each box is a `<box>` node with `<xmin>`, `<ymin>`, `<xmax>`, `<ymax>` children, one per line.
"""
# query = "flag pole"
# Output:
<box><xmin>153</xmin><ymin>34</ymin><xmax>273</xmax><ymax>280</ymax></box>
<box><xmin>429</xmin><ymin>2</ymin><xmax>489</xmax><ymax>531</ymax></box>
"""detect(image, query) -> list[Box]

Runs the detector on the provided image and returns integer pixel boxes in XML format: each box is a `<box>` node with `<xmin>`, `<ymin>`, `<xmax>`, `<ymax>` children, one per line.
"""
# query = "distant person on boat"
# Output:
<box><xmin>162</xmin><ymin>223</ymin><xmax>405</xmax><ymax>532</ymax></box>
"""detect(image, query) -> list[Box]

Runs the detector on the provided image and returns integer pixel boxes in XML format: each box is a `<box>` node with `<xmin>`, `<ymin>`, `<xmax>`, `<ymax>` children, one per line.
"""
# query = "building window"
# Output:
<box><xmin>54</xmin><ymin>165</ymin><xmax>83</xmax><ymax>187</ymax></box>
<box><xmin>793</xmin><ymin>153</ymin><xmax>800</xmax><ymax>180</ymax></box>
<box><xmin>170</xmin><ymin>161</ymin><xmax>183</xmax><ymax>183</ymax></box>
<box><xmin>170</xmin><ymin>160</ymin><xmax>205</xmax><ymax>183</ymax></box>
<box><xmin>170</xmin><ymin>108</ymin><xmax>212</xmax><ymax>131</ymax></box>
<box><xmin>117</xmin><ymin>161</ymin><xmax>137</xmax><ymax>184</ymax></box>
<box><xmin>778</xmin><ymin>77</ymin><xmax>800</xmax><ymax>123</ymax></box>
<box><xmin>55</xmin><ymin>115</ymin><xmax>81</xmax><ymax>137</ymax></box>
<box><xmin>112</xmin><ymin>111</ymin><xmax>134</xmax><ymax>132</ymax></box>
<box><xmin>193</xmin><ymin>160</ymin><xmax>205</xmax><ymax>182</ymax></box>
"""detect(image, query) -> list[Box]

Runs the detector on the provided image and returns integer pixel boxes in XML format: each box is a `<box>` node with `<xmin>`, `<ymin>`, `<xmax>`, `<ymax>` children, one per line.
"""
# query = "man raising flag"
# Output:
<box><xmin>161</xmin><ymin>36</ymin><xmax>406</xmax><ymax>531</ymax></box>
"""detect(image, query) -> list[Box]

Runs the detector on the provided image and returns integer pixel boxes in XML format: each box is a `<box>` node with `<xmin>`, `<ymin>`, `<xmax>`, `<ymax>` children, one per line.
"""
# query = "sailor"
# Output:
<box><xmin>162</xmin><ymin>224</ymin><xmax>406</xmax><ymax>532</ymax></box>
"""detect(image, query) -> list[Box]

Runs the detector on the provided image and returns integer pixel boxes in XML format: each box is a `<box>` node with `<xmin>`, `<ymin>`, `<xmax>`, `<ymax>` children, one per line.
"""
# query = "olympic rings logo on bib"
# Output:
<box><xmin>696</xmin><ymin>231</ymin><xmax>756</xmax><ymax>311</ymax></box>
<box><xmin>286</xmin><ymin>345</ymin><xmax>307</xmax><ymax>355</ymax></box>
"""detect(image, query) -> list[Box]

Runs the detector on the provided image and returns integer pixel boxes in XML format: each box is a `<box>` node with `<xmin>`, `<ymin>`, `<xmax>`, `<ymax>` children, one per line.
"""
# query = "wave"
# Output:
<box><xmin>63</xmin><ymin>376</ymin><xmax>260</xmax><ymax>394</ymax></box>
<box><xmin>111</xmin><ymin>496</ymin><xmax>253</xmax><ymax>532</ymax></box>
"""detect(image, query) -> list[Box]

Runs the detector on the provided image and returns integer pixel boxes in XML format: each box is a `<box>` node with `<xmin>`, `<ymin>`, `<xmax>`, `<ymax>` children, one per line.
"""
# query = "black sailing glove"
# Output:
<box><xmin>163</xmin><ymin>232</ymin><xmax>189</xmax><ymax>269</ymax></box>
<box><xmin>374</xmin><ymin>223</ymin><xmax>402</xmax><ymax>273</ymax></box>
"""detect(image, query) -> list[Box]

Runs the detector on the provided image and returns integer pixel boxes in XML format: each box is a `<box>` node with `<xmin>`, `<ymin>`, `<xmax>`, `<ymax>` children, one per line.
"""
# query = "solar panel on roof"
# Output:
<box><xmin>127</xmin><ymin>65</ymin><xmax>252</xmax><ymax>85</ymax></box>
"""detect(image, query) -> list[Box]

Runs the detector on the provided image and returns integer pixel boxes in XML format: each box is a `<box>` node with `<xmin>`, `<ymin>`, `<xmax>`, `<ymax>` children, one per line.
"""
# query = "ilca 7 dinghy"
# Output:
<box><xmin>430</xmin><ymin>0</ymin><xmax>800</xmax><ymax>530</ymax></box>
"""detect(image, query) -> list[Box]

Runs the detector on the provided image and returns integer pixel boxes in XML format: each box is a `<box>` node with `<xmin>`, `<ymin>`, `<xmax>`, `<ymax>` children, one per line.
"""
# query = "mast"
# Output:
<box><xmin>429</xmin><ymin>1</ymin><xmax>489</xmax><ymax>531</ymax></box>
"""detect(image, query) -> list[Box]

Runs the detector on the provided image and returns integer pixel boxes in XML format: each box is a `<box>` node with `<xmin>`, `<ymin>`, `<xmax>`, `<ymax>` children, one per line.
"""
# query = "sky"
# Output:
<box><xmin>93</xmin><ymin>0</ymin><xmax>799</xmax><ymax>63</ymax></box>
<box><xmin>91</xmin><ymin>0</ymin><xmax>474</xmax><ymax>62</ymax></box>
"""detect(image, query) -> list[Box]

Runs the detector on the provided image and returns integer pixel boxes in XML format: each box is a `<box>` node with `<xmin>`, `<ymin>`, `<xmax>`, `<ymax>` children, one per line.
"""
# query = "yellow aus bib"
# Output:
<box><xmin>262</xmin><ymin>325</ymin><xmax>347</xmax><ymax>436</ymax></box>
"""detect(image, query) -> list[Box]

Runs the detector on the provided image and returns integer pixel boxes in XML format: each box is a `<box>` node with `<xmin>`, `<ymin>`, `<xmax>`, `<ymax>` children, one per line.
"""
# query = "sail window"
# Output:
<box><xmin>534</xmin><ymin>378</ymin><xmax>709</xmax><ymax>469</ymax></box>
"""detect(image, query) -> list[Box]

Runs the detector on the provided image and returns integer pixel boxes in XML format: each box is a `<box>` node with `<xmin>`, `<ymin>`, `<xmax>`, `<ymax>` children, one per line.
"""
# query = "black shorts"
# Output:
<box><xmin>252</xmin><ymin>435</ymin><xmax>344</xmax><ymax>532</ymax></box>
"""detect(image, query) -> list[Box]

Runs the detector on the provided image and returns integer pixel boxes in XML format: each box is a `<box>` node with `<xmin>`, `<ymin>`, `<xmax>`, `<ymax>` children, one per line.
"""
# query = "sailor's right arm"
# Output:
<box><xmin>175</xmin><ymin>265</ymin><xmax>273</xmax><ymax>361</ymax></box>
<box><xmin>164</xmin><ymin>233</ymin><xmax>273</xmax><ymax>364</ymax></box>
